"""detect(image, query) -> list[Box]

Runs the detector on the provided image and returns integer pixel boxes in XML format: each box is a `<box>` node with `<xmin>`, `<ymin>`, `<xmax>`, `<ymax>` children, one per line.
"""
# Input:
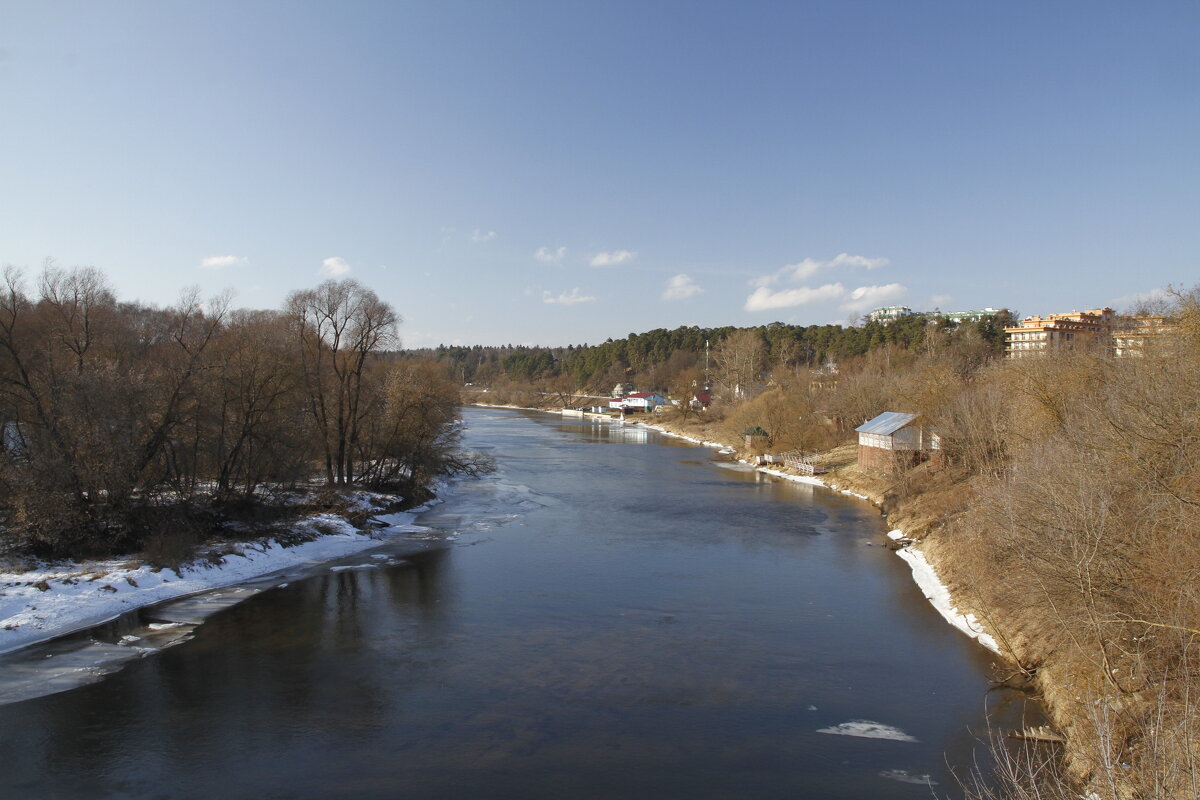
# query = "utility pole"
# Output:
<box><xmin>704</xmin><ymin>339</ymin><xmax>710</xmax><ymax>390</ymax></box>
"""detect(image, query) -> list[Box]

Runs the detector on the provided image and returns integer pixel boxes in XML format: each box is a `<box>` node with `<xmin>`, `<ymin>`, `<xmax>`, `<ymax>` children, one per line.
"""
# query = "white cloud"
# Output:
<box><xmin>321</xmin><ymin>256</ymin><xmax>352</xmax><ymax>277</ymax></box>
<box><xmin>543</xmin><ymin>288</ymin><xmax>595</xmax><ymax>305</ymax></box>
<box><xmin>744</xmin><ymin>282</ymin><xmax>845</xmax><ymax>312</ymax></box>
<box><xmin>471</xmin><ymin>229</ymin><xmax>497</xmax><ymax>242</ymax></box>
<box><xmin>828</xmin><ymin>253</ymin><xmax>889</xmax><ymax>270</ymax></box>
<box><xmin>663</xmin><ymin>273</ymin><xmax>703</xmax><ymax>301</ymax></box>
<box><xmin>1110</xmin><ymin>287</ymin><xmax>1170</xmax><ymax>311</ymax></box>
<box><xmin>783</xmin><ymin>258</ymin><xmax>825</xmax><ymax>282</ymax></box>
<box><xmin>930</xmin><ymin>294</ymin><xmax>953</xmax><ymax>307</ymax></box>
<box><xmin>590</xmin><ymin>250</ymin><xmax>636</xmax><ymax>267</ymax></box>
<box><xmin>200</xmin><ymin>255</ymin><xmax>247</xmax><ymax>270</ymax></box>
<box><xmin>840</xmin><ymin>283</ymin><xmax>908</xmax><ymax>313</ymax></box>
<box><xmin>751</xmin><ymin>253</ymin><xmax>890</xmax><ymax>287</ymax></box>
<box><xmin>535</xmin><ymin>246</ymin><xmax>567</xmax><ymax>264</ymax></box>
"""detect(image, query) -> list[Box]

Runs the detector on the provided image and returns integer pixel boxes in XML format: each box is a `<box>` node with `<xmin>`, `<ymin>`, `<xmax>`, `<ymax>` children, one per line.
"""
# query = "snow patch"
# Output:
<box><xmin>895</xmin><ymin>546</ymin><xmax>1001</xmax><ymax>654</ymax></box>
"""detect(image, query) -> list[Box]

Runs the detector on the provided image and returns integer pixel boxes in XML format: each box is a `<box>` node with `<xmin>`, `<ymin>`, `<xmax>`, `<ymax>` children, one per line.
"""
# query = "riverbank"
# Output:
<box><xmin>0</xmin><ymin>492</ymin><xmax>438</xmax><ymax>656</ymax></box>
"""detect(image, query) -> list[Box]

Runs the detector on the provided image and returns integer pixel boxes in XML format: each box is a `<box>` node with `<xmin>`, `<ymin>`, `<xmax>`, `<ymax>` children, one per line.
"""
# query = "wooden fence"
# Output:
<box><xmin>763</xmin><ymin>448</ymin><xmax>829</xmax><ymax>475</ymax></box>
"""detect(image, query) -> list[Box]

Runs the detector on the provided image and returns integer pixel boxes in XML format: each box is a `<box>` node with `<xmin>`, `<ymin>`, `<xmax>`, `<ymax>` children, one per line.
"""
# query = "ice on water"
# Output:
<box><xmin>816</xmin><ymin>720</ymin><xmax>919</xmax><ymax>742</ymax></box>
<box><xmin>0</xmin><ymin>622</ymin><xmax>196</xmax><ymax>706</ymax></box>
<box><xmin>880</xmin><ymin>769</ymin><xmax>938</xmax><ymax>785</ymax></box>
<box><xmin>145</xmin><ymin>587</ymin><xmax>262</xmax><ymax>625</ymax></box>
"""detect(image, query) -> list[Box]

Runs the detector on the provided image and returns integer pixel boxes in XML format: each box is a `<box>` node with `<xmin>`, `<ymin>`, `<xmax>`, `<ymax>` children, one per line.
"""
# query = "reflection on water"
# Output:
<box><xmin>0</xmin><ymin>408</ymin><xmax>1034</xmax><ymax>799</ymax></box>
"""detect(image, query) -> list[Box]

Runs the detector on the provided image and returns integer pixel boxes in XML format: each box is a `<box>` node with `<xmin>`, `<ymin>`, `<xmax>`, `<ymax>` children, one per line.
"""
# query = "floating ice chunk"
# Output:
<box><xmin>138</xmin><ymin>623</ymin><xmax>195</xmax><ymax>650</ymax></box>
<box><xmin>712</xmin><ymin>461</ymin><xmax>755</xmax><ymax>473</ymax></box>
<box><xmin>816</xmin><ymin>720</ymin><xmax>919</xmax><ymax>742</ymax></box>
<box><xmin>145</xmin><ymin>586</ymin><xmax>261</xmax><ymax>625</ymax></box>
<box><xmin>880</xmin><ymin>769</ymin><xmax>937</xmax><ymax>785</ymax></box>
<box><xmin>329</xmin><ymin>564</ymin><xmax>379</xmax><ymax>572</ymax></box>
<box><xmin>0</xmin><ymin>641</ymin><xmax>142</xmax><ymax>705</ymax></box>
<box><xmin>374</xmin><ymin>511</ymin><xmax>419</xmax><ymax>528</ymax></box>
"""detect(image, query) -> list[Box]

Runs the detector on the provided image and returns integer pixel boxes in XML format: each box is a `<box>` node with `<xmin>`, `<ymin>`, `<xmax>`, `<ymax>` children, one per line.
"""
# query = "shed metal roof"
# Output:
<box><xmin>855</xmin><ymin>411</ymin><xmax>919</xmax><ymax>436</ymax></box>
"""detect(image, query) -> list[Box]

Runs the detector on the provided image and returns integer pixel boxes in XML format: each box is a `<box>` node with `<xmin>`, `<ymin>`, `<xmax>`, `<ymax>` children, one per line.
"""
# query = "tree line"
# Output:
<box><xmin>0</xmin><ymin>266</ymin><xmax>473</xmax><ymax>557</ymax></box>
<box><xmin>406</xmin><ymin>312</ymin><xmax>1014</xmax><ymax>396</ymax></box>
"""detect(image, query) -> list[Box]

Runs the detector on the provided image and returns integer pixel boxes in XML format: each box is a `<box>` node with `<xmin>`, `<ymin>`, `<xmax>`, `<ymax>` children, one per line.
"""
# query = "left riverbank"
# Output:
<box><xmin>0</xmin><ymin>492</ymin><xmax>437</xmax><ymax>656</ymax></box>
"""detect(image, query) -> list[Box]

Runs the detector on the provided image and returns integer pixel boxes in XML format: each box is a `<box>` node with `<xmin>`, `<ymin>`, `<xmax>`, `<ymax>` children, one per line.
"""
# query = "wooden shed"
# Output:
<box><xmin>742</xmin><ymin>426</ymin><xmax>770</xmax><ymax>453</ymax></box>
<box><xmin>855</xmin><ymin>412</ymin><xmax>940</xmax><ymax>474</ymax></box>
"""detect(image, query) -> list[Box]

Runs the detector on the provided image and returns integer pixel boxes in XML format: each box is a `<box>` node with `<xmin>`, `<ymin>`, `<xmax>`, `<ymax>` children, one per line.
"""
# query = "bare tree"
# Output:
<box><xmin>285</xmin><ymin>279</ymin><xmax>399</xmax><ymax>485</ymax></box>
<box><xmin>713</xmin><ymin>329</ymin><xmax>765</xmax><ymax>400</ymax></box>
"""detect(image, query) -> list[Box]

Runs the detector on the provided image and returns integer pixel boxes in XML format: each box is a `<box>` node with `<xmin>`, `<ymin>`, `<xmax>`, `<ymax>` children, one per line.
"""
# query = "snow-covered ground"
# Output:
<box><xmin>0</xmin><ymin>504</ymin><xmax>434</xmax><ymax>657</ymax></box>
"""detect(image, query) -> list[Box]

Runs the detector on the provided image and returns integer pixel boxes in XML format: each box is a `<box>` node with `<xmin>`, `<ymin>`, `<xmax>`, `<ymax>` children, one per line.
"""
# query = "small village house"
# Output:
<box><xmin>742</xmin><ymin>426</ymin><xmax>770</xmax><ymax>453</ymax></box>
<box><xmin>855</xmin><ymin>412</ymin><xmax>940</xmax><ymax>474</ymax></box>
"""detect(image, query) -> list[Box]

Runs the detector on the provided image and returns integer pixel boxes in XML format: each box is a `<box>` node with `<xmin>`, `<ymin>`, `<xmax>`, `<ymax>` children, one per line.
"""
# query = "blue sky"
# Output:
<box><xmin>1</xmin><ymin>1</ymin><xmax>1197</xmax><ymax>346</ymax></box>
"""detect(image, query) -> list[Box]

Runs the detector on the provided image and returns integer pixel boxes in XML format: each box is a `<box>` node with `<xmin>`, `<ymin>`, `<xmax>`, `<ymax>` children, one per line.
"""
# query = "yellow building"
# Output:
<box><xmin>1005</xmin><ymin>308</ymin><xmax>1178</xmax><ymax>358</ymax></box>
<box><xmin>1004</xmin><ymin>308</ymin><xmax>1116</xmax><ymax>358</ymax></box>
<box><xmin>1111</xmin><ymin>315</ymin><xmax>1172</xmax><ymax>357</ymax></box>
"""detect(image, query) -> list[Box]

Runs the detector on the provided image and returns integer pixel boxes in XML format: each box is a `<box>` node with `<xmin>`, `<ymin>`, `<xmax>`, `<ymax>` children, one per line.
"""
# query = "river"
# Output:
<box><xmin>0</xmin><ymin>407</ymin><xmax>1032</xmax><ymax>798</ymax></box>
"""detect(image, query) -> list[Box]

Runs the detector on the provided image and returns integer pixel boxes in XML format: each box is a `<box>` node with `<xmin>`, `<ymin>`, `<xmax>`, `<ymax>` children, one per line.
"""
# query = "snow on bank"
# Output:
<box><xmin>755</xmin><ymin>466</ymin><xmax>871</xmax><ymax>500</ymax></box>
<box><xmin>895</xmin><ymin>546</ymin><xmax>1001</xmax><ymax>654</ymax></box>
<box><xmin>0</xmin><ymin>513</ymin><xmax>427</xmax><ymax>656</ymax></box>
<box><xmin>638</xmin><ymin>422</ymin><xmax>737</xmax><ymax>454</ymax></box>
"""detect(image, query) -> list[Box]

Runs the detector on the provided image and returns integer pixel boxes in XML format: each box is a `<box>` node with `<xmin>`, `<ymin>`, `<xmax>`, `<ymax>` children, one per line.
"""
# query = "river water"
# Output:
<box><xmin>0</xmin><ymin>407</ymin><xmax>1031</xmax><ymax>798</ymax></box>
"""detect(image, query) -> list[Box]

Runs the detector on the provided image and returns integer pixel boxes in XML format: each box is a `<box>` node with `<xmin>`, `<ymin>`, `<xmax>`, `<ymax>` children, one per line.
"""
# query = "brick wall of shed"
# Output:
<box><xmin>858</xmin><ymin>444</ymin><xmax>888</xmax><ymax>473</ymax></box>
<box><xmin>859</xmin><ymin>444</ymin><xmax>924</xmax><ymax>474</ymax></box>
